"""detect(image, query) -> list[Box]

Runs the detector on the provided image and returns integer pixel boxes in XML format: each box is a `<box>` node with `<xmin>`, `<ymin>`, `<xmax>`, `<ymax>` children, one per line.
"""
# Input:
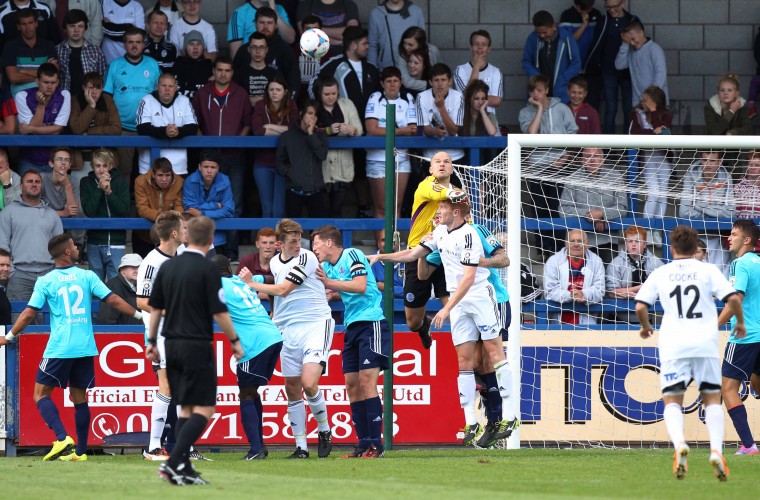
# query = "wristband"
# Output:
<box><xmin>253</xmin><ymin>275</ymin><xmax>265</xmax><ymax>284</ymax></box>
<box><xmin>5</xmin><ymin>331</ymin><xmax>16</xmax><ymax>342</ymax></box>
<box><xmin>147</xmin><ymin>337</ymin><xmax>157</xmax><ymax>345</ymax></box>
<box><xmin>133</xmin><ymin>310</ymin><xmax>143</xmax><ymax>320</ymax></box>
<box><xmin>230</xmin><ymin>337</ymin><xmax>240</xmax><ymax>344</ymax></box>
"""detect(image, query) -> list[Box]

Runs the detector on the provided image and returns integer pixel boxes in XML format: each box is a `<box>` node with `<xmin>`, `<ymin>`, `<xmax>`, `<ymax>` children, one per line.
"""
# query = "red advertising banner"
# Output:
<box><xmin>17</xmin><ymin>331</ymin><xmax>462</xmax><ymax>447</ymax></box>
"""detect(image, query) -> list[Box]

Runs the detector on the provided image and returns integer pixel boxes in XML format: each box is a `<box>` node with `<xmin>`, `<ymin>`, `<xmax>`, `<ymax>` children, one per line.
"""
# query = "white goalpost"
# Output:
<box><xmin>451</xmin><ymin>134</ymin><xmax>760</xmax><ymax>449</ymax></box>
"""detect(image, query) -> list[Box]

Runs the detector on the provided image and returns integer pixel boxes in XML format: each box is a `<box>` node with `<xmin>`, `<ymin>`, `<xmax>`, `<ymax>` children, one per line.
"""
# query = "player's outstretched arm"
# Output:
<box><xmin>725</xmin><ymin>294</ymin><xmax>747</xmax><ymax>339</ymax></box>
<box><xmin>0</xmin><ymin>307</ymin><xmax>37</xmax><ymax>346</ymax></box>
<box><xmin>214</xmin><ymin>311</ymin><xmax>244</xmax><ymax>360</ymax></box>
<box><xmin>239</xmin><ymin>266</ymin><xmax>298</xmax><ymax>297</ymax></box>
<box><xmin>368</xmin><ymin>244</ymin><xmax>429</xmax><ymax>266</ymax></box>
<box><xmin>634</xmin><ymin>302</ymin><xmax>654</xmax><ymax>339</ymax></box>
<box><xmin>105</xmin><ymin>294</ymin><xmax>142</xmax><ymax>321</ymax></box>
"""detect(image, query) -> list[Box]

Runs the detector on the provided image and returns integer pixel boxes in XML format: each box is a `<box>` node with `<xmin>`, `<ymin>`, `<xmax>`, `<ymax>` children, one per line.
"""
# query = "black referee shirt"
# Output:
<box><xmin>149</xmin><ymin>249</ymin><xmax>227</xmax><ymax>341</ymax></box>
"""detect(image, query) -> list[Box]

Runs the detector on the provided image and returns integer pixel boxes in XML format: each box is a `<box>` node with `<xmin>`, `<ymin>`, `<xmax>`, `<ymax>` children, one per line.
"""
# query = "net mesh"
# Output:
<box><xmin>450</xmin><ymin>141</ymin><xmax>759</xmax><ymax>448</ymax></box>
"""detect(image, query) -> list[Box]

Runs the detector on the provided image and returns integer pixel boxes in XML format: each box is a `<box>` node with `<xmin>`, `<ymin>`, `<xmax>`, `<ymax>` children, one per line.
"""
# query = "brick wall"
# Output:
<box><xmin>138</xmin><ymin>0</ymin><xmax>760</xmax><ymax>132</ymax></box>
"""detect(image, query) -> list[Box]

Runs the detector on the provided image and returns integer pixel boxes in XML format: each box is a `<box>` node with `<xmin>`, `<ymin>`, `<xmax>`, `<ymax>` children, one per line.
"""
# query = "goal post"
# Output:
<box><xmin>454</xmin><ymin>133</ymin><xmax>760</xmax><ymax>448</ymax></box>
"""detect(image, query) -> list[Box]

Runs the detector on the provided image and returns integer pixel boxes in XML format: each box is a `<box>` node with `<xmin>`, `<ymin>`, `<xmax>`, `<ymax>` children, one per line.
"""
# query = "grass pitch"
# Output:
<box><xmin>0</xmin><ymin>447</ymin><xmax>756</xmax><ymax>499</ymax></box>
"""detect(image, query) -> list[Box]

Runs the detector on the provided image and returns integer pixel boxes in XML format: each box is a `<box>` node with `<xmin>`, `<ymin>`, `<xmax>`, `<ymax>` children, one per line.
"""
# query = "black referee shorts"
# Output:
<box><xmin>403</xmin><ymin>259</ymin><xmax>449</xmax><ymax>308</ymax></box>
<box><xmin>165</xmin><ymin>339</ymin><xmax>217</xmax><ymax>407</ymax></box>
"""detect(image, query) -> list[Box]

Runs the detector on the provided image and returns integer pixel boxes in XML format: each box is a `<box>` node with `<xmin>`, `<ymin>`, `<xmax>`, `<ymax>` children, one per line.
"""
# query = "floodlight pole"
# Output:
<box><xmin>382</xmin><ymin>104</ymin><xmax>396</xmax><ymax>450</ymax></box>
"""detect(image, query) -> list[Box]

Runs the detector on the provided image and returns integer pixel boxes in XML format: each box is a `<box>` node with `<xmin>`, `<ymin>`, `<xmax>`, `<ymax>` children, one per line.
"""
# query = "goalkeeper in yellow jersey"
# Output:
<box><xmin>402</xmin><ymin>151</ymin><xmax>467</xmax><ymax>349</ymax></box>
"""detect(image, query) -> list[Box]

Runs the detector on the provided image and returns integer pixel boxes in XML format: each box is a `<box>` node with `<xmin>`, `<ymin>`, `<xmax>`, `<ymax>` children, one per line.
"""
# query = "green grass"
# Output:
<box><xmin>0</xmin><ymin>447</ymin><xmax>756</xmax><ymax>499</ymax></box>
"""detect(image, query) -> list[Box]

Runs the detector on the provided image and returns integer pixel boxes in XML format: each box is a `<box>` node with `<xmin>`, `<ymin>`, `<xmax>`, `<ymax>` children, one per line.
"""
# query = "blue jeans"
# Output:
<box><xmin>87</xmin><ymin>244</ymin><xmax>124</xmax><ymax>282</ymax></box>
<box><xmin>253</xmin><ymin>164</ymin><xmax>286</xmax><ymax>218</ymax></box>
<box><xmin>602</xmin><ymin>72</ymin><xmax>633</xmax><ymax>134</ymax></box>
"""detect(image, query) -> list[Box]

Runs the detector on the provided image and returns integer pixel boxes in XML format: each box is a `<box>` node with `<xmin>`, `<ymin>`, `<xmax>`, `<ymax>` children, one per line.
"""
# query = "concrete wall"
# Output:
<box><xmin>138</xmin><ymin>0</ymin><xmax>759</xmax><ymax>132</ymax></box>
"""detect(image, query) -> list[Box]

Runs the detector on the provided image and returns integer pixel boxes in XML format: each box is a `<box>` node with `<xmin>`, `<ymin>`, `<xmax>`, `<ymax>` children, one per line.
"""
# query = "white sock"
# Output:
<box><xmin>148</xmin><ymin>392</ymin><xmax>170</xmax><ymax>450</ymax></box>
<box><xmin>306</xmin><ymin>392</ymin><xmax>330</xmax><ymax>432</ymax></box>
<box><xmin>288</xmin><ymin>400</ymin><xmax>308</xmax><ymax>451</ymax></box>
<box><xmin>704</xmin><ymin>403</ymin><xmax>725</xmax><ymax>454</ymax></box>
<box><xmin>494</xmin><ymin>360</ymin><xmax>515</xmax><ymax>420</ymax></box>
<box><xmin>663</xmin><ymin>402</ymin><xmax>684</xmax><ymax>449</ymax></box>
<box><xmin>458</xmin><ymin>371</ymin><xmax>477</xmax><ymax>426</ymax></box>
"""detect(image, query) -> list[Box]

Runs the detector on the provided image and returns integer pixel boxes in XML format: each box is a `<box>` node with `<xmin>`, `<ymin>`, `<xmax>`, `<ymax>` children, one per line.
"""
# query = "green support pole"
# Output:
<box><xmin>382</xmin><ymin>103</ymin><xmax>396</xmax><ymax>450</ymax></box>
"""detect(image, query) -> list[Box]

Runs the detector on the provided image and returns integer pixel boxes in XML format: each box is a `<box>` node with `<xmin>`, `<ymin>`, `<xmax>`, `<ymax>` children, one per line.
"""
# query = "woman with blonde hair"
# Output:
<box><xmin>704</xmin><ymin>73</ymin><xmax>752</xmax><ymax>136</ymax></box>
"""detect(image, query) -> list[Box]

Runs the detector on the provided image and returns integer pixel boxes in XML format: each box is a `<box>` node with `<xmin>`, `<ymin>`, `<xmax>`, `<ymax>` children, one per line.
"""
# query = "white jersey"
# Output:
<box><xmin>270</xmin><ymin>249</ymin><xmax>332</xmax><ymax>330</ymax></box>
<box><xmin>416</xmin><ymin>88</ymin><xmax>464</xmax><ymax>161</ymax></box>
<box><xmin>635</xmin><ymin>258</ymin><xmax>736</xmax><ymax>361</ymax></box>
<box><xmin>136</xmin><ymin>93</ymin><xmax>198</xmax><ymax>174</ymax></box>
<box><xmin>168</xmin><ymin>17</ymin><xmax>218</xmax><ymax>54</ymax></box>
<box><xmin>364</xmin><ymin>91</ymin><xmax>416</xmax><ymax>162</ymax></box>
<box><xmin>136</xmin><ymin>247</ymin><xmax>173</xmax><ymax>338</ymax></box>
<box><xmin>453</xmin><ymin>62</ymin><xmax>504</xmax><ymax>115</ymax></box>
<box><xmin>421</xmin><ymin>223</ymin><xmax>490</xmax><ymax>294</ymax></box>
<box><xmin>101</xmin><ymin>0</ymin><xmax>146</xmax><ymax>63</ymax></box>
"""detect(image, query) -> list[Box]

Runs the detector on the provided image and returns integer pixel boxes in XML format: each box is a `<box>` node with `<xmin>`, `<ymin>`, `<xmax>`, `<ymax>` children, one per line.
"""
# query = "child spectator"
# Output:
<box><xmin>417</xmin><ymin>63</ymin><xmax>465</xmax><ymax>164</ymax></box>
<box><xmin>704</xmin><ymin>73</ymin><xmax>752</xmax><ymax>136</ymax></box>
<box><xmin>365</xmin><ymin>66</ymin><xmax>417</xmax><ymax>221</ymax></box>
<box><xmin>79</xmin><ymin>148</ymin><xmax>129</xmax><ymax>281</ymax></box>
<box><xmin>735</xmin><ymin>150</ymin><xmax>760</xmax><ymax>220</ymax></box>
<box><xmin>314</xmin><ymin>75</ymin><xmax>362</xmax><ymax>218</ymax></box>
<box><xmin>454</xmin><ymin>30</ymin><xmax>503</xmax><ymax>119</ymax></box>
<box><xmin>251</xmin><ymin>74</ymin><xmax>298</xmax><ymax>219</ymax></box>
<box><xmin>398</xmin><ymin>26</ymin><xmax>439</xmax><ymax>94</ymax></box>
<box><xmin>173</xmin><ymin>31</ymin><xmax>214</xmax><ymax>99</ymax></box>
<box><xmin>460</xmin><ymin>79</ymin><xmax>498</xmax><ymax>137</ymax></box>
<box><xmin>276</xmin><ymin>102</ymin><xmax>329</xmax><ymax>218</ymax></box>
<box><xmin>559</xmin><ymin>0</ymin><xmax>603</xmax><ymax>69</ymax></box>
<box><xmin>521</xmin><ymin>10</ymin><xmax>581</xmax><ymax>104</ymax></box>
<box><xmin>629</xmin><ymin>85</ymin><xmax>671</xmax><ymax>247</ymax></box>
<box><xmin>615</xmin><ymin>20</ymin><xmax>668</xmax><ymax>109</ymax></box>
<box><xmin>567</xmin><ymin>75</ymin><xmax>600</xmax><ymax>134</ymax></box>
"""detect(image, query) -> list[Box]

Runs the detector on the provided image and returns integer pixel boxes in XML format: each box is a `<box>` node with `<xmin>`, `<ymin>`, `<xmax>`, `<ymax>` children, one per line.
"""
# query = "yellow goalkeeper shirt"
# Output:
<box><xmin>408</xmin><ymin>176</ymin><xmax>457</xmax><ymax>247</ymax></box>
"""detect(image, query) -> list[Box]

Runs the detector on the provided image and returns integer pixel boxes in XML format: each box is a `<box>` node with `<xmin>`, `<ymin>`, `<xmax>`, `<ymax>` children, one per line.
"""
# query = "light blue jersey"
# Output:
<box><xmin>28</xmin><ymin>266</ymin><xmax>113</xmax><ymax>359</ymax></box>
<box><xmin>729</xmin><ymin>251</ymin><xmax>760</xmax><ymax>344</ymax></box>
<box><xmin>221</xmin><ymin>275</ymin><xmax>282</xmax><ymax>363</ymax></box>
<box><xmin>426</xmin><ymin>224</ymin><xmax>509</xmax><ymax>303</ymax></box>
<box><xmin>104</xmin><ymin>55</ymin><xmax>160</xmax><ymax>131</ymax></box>
<box><xmin>322</xmin><ymin>248</ymin><xmax>384</xmax><ymax>327</ymax></box>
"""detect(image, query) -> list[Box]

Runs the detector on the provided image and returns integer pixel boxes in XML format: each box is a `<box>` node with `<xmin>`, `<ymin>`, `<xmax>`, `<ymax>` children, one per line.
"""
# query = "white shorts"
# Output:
<box><xmin>366</xmin><ymin>157</ymin><xmax>411</xmax><ymax>178</ymax></box>
<box><xmin>660</xmin><ymin>357</ymin><xmax>721</xmax><ymax>395</ymax></box>
<box><xmin>450</xmin><ymin>283</ymin><xmax>500</xmax><ymax>346</ymax></box>
<box><xmin>151</xmin><ymin>333</ymin><xmax>167</xmax><ymax>370</ymax></box>
<box><xmin>280</xmin><ymin>318</ymin><xmax>335</xmax><ymax>377</ymax></box>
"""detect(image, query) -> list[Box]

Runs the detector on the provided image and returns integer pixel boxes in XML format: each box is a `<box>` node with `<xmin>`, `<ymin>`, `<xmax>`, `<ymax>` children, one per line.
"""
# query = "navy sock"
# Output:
<box><xmin>240</xmin><ymin>400</ymin><xmax>261</xmax><ymax>453</ymax></box>
<box><xmin>480</xmin><ymin>372</ymin><xmax>503</xmax><ymax>423</ymax></box>
<box><xmin>253</xmin><ymin>397</ymin><xmax>265</xmax><ymax>449</ymax></box>
<box><xmin>74</xmin><ymin>402</ymin><xmax>90</xmax><ymax>455</ymax></box>
<box><xmin>168</xmin><ymin>414</ymin><xmax>207</xmax><ymax>469</ymax></box>
<box><xmin>162</xmin><ymin>398</ymin><xmax>178</xmax><ymax>452</ymax></box>
<box><xmin>366</xmin><ymin>396</ymin><xmax>384</xmax><ymax>452</ymax></box>
<box><xmin>36</xmin><ymin>397</ymin><xmax>67</xmax><ymax>441</ymax></box>
<box><xmin>728</xmin><ymin>404</ymin><xmax>755</xmax><ymax>448</ymax></box>
<box><xmin>350</xmin><ymin>400</ymin><xmax>369</xmax><ymax>450</ymax></box>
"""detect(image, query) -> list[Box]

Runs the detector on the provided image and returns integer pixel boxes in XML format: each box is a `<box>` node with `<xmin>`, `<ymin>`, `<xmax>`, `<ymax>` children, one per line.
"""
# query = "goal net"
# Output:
<box><xmin>452</xmin><ymin>134</ymin><xmax>760</xmax><ymax>449</ymax></box>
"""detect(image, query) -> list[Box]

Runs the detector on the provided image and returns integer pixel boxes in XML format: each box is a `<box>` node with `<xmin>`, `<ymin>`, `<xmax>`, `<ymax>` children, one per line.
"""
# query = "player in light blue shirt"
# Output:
<box><xmin>420</xmin><ymin>222</ymin><xmax>512</xmax><ymax>448</ymax></box>
<box><xmin>213</xmin><ymin>255</ymin><xmax>282</xmax><ymax>460</ymax></box>
<box><xmin>1</xmin><ymin>234</ymin><xmax>140</xmax><ymax>461</ymax></box>
<box><xmin>719</xmin><ymin>220</ymin><xmax>760</xmax><ymax>455</ymax></box>
<box><xmin>311</xmin><ymin>226</ymin><xmax>389</xmax><ymax>458</ymax></box>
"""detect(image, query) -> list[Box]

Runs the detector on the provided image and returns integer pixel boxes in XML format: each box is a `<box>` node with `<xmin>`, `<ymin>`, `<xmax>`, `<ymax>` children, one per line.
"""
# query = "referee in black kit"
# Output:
<box><xmin>146</xmin><ymin>216</ymin><xmax>243</xmax><ymax>486</ymax></box>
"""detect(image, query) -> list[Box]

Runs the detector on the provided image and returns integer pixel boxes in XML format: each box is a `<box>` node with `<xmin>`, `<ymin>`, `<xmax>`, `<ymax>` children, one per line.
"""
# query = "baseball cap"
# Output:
<box><xmin>119</xmin><ymin>253</ymin><xmax>143</xmax><ymax>270</ymax></box>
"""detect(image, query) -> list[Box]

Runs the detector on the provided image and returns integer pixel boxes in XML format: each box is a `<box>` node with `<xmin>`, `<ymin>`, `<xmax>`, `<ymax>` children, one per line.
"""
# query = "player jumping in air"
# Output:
<box><xmin>635</xmin><ymin>225</ymin><xmax>745</xmax><ymax>481</ymax></box>
<box><xmin>1</xmin><ymin>234</ymin><xmax>142</xmax><ymax>461</ymax></box>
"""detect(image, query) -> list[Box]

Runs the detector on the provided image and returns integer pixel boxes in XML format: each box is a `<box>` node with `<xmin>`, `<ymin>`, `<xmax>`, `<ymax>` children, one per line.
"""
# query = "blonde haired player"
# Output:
<box><xmin>635</xmin><ymin>225</ymin><xmax>745</xmax><ymax>481</ymax></box>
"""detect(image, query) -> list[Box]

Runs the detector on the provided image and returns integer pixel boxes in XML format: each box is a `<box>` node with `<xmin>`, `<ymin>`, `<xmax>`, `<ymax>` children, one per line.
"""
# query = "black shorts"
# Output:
<box><xmin>237</xmin><ymin>341</ymin><xmax>283</xmax><ymax>388</ymax></box>
<box><xmin>165</xmin><ymin>339</ymin><xmax>217</xmax><ymax>407</ymax></box>
<box><xmin>403</xmin><ymin>259</ymin><xmax>449</xmax><ymax>308</ymax></box>
<box><xmin>722</xmin><ymin>341</ymin><xmax>760</xmax><ymax>381</ymax></box>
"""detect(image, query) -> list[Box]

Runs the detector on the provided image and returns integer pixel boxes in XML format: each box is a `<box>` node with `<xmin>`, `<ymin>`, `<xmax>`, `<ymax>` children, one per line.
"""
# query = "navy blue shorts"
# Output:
<box><xmin>722</xmin><ymin>342</ymin><xmax>760</xmax><ymax>381</ymax></box>
<box><xmin>498</xmin><ymin>301</ymin><xmax>512</xmax><ymax>341</ymax></box>
<box><xmin>36</xmin><ymin>357</ymin><xmax>95</xmax><ymax>389</ymax></box>
<box><xmin>342</xmin><ymin>320</ymin><xmax>390</xmax><ymax>374</ymax></box>
<box><xmin>237</xmin><ymin>341</ymin><xmax>283</xmax><ymax>388</ymax></box>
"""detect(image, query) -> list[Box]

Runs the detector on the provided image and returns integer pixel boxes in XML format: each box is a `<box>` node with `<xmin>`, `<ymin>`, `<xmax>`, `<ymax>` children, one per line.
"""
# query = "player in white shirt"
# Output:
<box><xmin>240</xmin><ymin>218</ymin><xmax>334</xmax><ymax>459</ymax></box>
<box><xmin>635</xmin><ymin>225</ymin><xmax>746</xmax><ymax>482</ymax></box>
<box><xmin>136</xmin><ymin>211</ymin><xmax>184</xmax><ymax>460</ymax></box>
<box><xmin>416</xmin><ymin>63</ymin><xmax>465</xmax><ymax>162</ymax></box>
<box><xmin>369</xmin><ymin>199</ymin><xmax>518</xmax><ymax>446</ymax></box>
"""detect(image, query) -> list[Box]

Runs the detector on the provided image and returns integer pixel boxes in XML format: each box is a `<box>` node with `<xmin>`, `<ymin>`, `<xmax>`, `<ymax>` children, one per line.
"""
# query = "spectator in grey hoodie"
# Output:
<box><xmin>367</xmin><ymin>0</ymin><xmax>425</xmax><ymax>71</ymax></box>
<box><xmin>679</xmin><ymin>150</ymin><xmax>735</xmax><ymax>275</ymax></box>
<box><xmin>519</xmin><ymin>73</ymin><xmax>577</xmax><ymax>257</ymax></box>
<box><xmin>0</xmin><ymin>169</ymin><xmax>63</xmax><ymax>301</ymax></box>
<box><xmin>614</xmin><ymin>20</ymin><xmax>668</xmax><ymax>109</ymax></box>
<box><xmin>558</xmin><ymin>147</ymin><xmax>627</xmax><ymax>265</ymax></box>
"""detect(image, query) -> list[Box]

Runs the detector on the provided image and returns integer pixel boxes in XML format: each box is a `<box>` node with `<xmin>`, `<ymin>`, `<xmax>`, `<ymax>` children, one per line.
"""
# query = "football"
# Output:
<box><xmin>300</xmin><ymin>28</ymin><xmax>330</xmax><ymax>59</ymax></box>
